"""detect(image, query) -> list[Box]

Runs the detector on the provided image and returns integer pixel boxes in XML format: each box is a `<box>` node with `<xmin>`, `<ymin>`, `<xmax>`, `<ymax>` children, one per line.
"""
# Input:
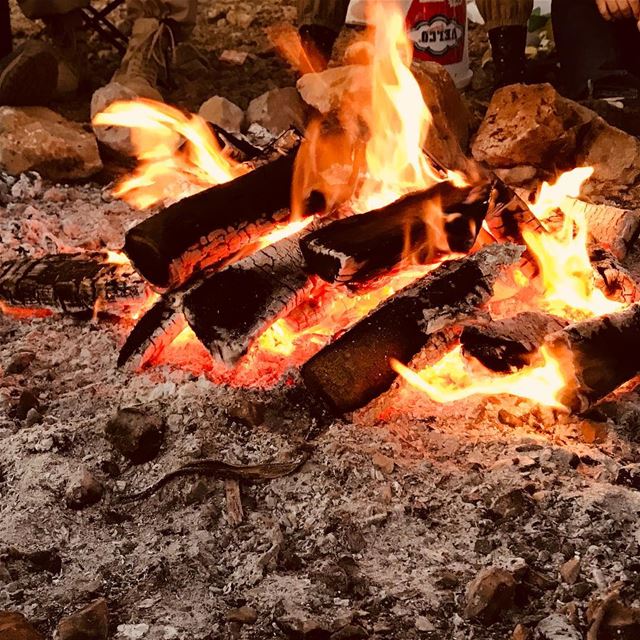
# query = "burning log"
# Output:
<box><xmin>183</xmin><ymin>231</ymin><xmax>313</xmax><ymax>365</ymax></box>
<box><xmin>300</xmin><ymin>181</ymin><xmax>490</xmax><ymax>284</ymax></box>
<box><xmin>0</xmin><ymin>253</ymin><xmax>147</xmax><ymax>316</ymax></box>
<box><xmin>123</xmin><ymin>152</ymin><xmax>299</xmax><ymax>289</ymax></box>
<box><xmin>546</xmin><ymin>302</ymin><xmax>640</xmax><ymax>412</ymax></box>
<box><xmin>461</xmin><ymin>312</ymin><xmax>567</xmax><ymax>373</ymax></box>
<box><xmin>590</xmin><ymin>247</ymin><xmax>640</xmax><ymax>304</ymax></box>
<box><xmin>117</xmin><ymin>293</ymin><xmax>185</xmax><ymax>369</ymax></box>
<box><xmin>562</xmin><ymin>197</ymin><xmax>640</xmax><ymax>260</ymax></box>
<box><xmin>300</xmin><ymin>244</ymin><xmax>522</xmax><ymax>414</ymax></box>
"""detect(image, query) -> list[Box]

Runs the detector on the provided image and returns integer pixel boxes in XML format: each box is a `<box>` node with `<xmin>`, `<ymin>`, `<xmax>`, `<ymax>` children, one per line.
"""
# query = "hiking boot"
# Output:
<box><xmin>0</xmin><ymin>41</ymin><xmax>58</xmax><ymax>106</ymax></box>
<box><xmin>91</xmin><ymin>17</ymin><xmax>174</xmax><ymax>154</ymax></box>
<box><xmin>44</xmin><ymin>9</ymin><xmax>86</xmax><ymax>97</ymax></box>
<box><xmin>488</xmin><ymin>25</ymin><xmax>527</xmax><ymax>87</ymax></box>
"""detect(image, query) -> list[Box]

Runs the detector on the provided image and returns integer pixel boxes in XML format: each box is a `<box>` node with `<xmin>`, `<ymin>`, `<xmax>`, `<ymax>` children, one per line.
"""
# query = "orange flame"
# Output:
<box><xmin>524</xmin><ymin>167</ymin><xmax>625</xmax><ymax>319</ymax></box>
<box><xmin>392</xmin><ymin>345</ymin><xmax>567</xmax><ymax>409</ymax></box>
<box><xmin>93</xmin><ymin>99</ymin><xmax>246</xmax><ymax>209</ymax></box>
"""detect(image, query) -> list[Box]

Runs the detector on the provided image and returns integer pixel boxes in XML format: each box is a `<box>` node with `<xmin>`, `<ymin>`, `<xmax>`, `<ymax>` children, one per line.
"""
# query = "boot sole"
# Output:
<box><xmin>0</xmin><ymin>45</ymin><xmax>59</xmax><ymax>106</ymax></box>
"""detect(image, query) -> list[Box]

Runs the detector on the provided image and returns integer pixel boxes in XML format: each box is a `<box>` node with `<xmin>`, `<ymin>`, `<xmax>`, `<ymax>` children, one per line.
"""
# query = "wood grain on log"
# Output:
<box><xmin>546</xmin><ymin>302</ymin><xmax>640</xmax><ymax>412</ymax></box>
<box><xmin>590</xmin><ymin>247</ymin><xmax>640</xmax><ymax>304</ymax></box>
<box><xmin>123</xmin><ymin>152</ymin><xmax>298</xmax><ymax>289</ymax></box>
<box><xmin>183</xmin><ymin>231</ymin><xmax>313</xmax><ymax>365</ymax></box>
<box><xmin>461</xmin><ymin>312</ymin><xmax>567</xmax><ymax>373</ymax></box>
<box><xmin>0</xmin><ymin>253</ymin><xmax>147</xmax><ymax>316</ymax></box>
<box><xmin>301</xmin><ymin>244</ymin><xmax>523</xmax><ymax>415</ymax></box>
<box><xmin>300</xmin><ymin>181</ymin><xmax>490</xmax><ymax>284</ymax></box>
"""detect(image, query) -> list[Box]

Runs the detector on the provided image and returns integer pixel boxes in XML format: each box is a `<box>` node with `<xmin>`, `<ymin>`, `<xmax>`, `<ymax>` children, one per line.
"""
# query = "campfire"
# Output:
<box><xmin>2</xmin><ymin>2</ymin><xmax>640</xmax><ymax>425</ymax></box>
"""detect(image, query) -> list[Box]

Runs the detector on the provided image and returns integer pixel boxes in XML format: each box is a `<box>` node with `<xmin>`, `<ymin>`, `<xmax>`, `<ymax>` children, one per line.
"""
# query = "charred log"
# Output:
<box><xmin>183</xmin><ymin>231</ymin><xmax>313</xmax><ymax>365</ymax></box>
<box><xmin>300</xmin><ymin>244</ymin><xmax>522</xmax><ymax>415</ymax></box>
<box><xmin>123</xmin><ymin>152</ymin><xmax>299</xmax><ymax>289</ymax></box>
<box><xmin>300</xmin><ymin>181</ymin><xmax>490</xmax><ymax>284</ymax></box>
<box><xmin>590</xmin><ymin>247</ymin><xmax>640</xmax><ymax>304</ymax></box>
<box><xmin>563</xmin><ymin>197</ymin><xmax>640</xmax><ymax>260</ymax></box>
<box><xmin>0</xmin><ymin>253</ymin><xmax>147</xmax><ymax>316</ymax></box>
<box><xmin>546</xmin><ymin>302</ymin><xmax>640</xmax><ymax>412</ymax></box>
<box><xmin>117</xmin><ymin>293</ymin><xmax>186</xmax><ymax>369</ymax></box>
<box><xmin>461</xmin><ymin>312</ymin><xmax>567</xmax><ymax>373</ymax></box>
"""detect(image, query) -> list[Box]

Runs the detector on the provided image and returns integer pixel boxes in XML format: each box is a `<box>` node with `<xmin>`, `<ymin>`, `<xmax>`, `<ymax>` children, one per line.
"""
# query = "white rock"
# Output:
<box><xmin>198</xmin><ymin>96</ymin><xmax>245</xmax><ymax>132</ymax></box>
<box><xmin>117</xmin><ymin>623</ymin><xmax>150</xmax><ymax>639</ymax></box>
<box><xmin>535</xmin><ymin>614</ymin><xmax>581</xmax><ymax>640</ymax></box>
<box><xmin>245</xmin><ymin>87</ymin><xmax>307</xmax><ymax>134</ymax></box>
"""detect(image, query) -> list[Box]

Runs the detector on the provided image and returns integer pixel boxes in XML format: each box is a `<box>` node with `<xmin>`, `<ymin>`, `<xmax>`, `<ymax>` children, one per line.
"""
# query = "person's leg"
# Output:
<box><xmin>298</xmin><ymin>0</ymin><xmax>350</xmax><ymax>68</ymax></box>
<box><xmin>476</xmin><ymin>0</ymin><xmax>533</xmax><ymax>86</ymax></box>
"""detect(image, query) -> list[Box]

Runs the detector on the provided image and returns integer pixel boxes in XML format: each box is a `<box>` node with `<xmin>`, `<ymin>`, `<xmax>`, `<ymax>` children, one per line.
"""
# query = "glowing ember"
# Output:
<box><xmin>391</xmin><ymin>345</ymin><xmax>567</xmax><ymax>409</ymax></box>
<box><xmin>104</xmin><ymin>250</ymin><xmax>131</xmax><ymax>266</ymax></box>
<box><xmin>93</xmin><ymin>99</ymin><xmax>246</xmax><ymax>209</ymax></box>
<box><xmin>523</xmin><ymin>167</ymin><xmax>625</xmax><ymax>319</ymax></box>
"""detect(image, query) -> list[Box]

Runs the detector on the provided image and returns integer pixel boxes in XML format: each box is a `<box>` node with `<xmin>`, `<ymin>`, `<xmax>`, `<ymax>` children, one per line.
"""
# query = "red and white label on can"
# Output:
<box><xmin>406</xmin><ymin>0</ymin><xmax>467</xmax><ymax>65</ymax></box>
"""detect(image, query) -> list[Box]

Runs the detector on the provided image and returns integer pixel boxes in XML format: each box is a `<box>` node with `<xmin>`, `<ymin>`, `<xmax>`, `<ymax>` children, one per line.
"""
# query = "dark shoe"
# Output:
<box><xmin>488</xmin><ymin>25</ymin><xmax>527</xmax><ymax>87</ymax></box>
<box><xmin>299</xmin><ymin>24</ymin><xmax>338</xmax><ymax>72</ymax></box>
<box><xmin>0</xmin><ymin>41</ymin><xmax>58</xmax><ymax>106</ymax></box>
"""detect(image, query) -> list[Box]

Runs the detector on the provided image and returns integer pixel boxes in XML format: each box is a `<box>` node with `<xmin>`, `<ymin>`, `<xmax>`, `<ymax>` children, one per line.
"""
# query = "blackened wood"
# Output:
<box><xmin>300</xmin><ymin>181</ymin><xmax>490</xmax><ymax>284</ymax></box>
<box><xmin>0</xmin><ymin>253</ymin><xmax>147</xmax><ymax>316</ymax></box>
<box><xmin>301</xmin><ymin>244</ymin><xmax>522</xmax><ymax>415</ymax></box>
<box><xmin>0</xmin><ymin>0</ymin><xmax>11</xmax><ymax>58</ymax></box>
<box><xmin>461</xmin><ymin>312</ymin><xmax>567</xmax><ymax>373</ymax></box>
<box><xmin>183</xmin><ymin>231</ymin><xmax>313</xmax><ymax>365</ymax></box>
<box><xmin>117</xmin><ymin>293</ymin><xmax>186</xmax><ymax>369</ymax></box>
<box><xmin>563</xmin><ymin>197</ymin><xmax>640</xmax><ymax>260</ymax></box>
<box><xmin>123</xmin><ymin>152</ymin><xmax>298</xmax><ymax>289</ymax></box>
<box><xmin>546</xmin><ymin>302</ymin><xmax>640</xmax><ymax>412</ymax></box>
<box><xmin>590</xmin><ymin>247</ymin><xmax>640</xmax><ymax>304</ymax></box>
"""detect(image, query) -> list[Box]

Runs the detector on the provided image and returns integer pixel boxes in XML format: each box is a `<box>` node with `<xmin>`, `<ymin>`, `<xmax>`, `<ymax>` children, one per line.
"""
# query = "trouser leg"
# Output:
<box><xmin>297</xmin><ymin>0</ymin><xmax>350</xmax><ymax>33</ymax></box>
<box><xmin>17</xmin><ymin>0</ymin><xmax>88</xmax><ymax>20</ymax></box>
<box><xmin>126</xmin><ymin>0</ymin><xmax>197</xmax><ymax>39</ymax></box>
<box><xmin>552</xmin><ymin>0</ymin><xmax>640</xmax><ymax>97</ymax></box>
<box><xmin>1</xmin><ymin>0</ymin><xmax>11</xmax><ymax>57</ymax></box>
<box><xmin>475</xmin><ymin>0</ymin><xmax>533</xmax><ymax>29</ymax></box>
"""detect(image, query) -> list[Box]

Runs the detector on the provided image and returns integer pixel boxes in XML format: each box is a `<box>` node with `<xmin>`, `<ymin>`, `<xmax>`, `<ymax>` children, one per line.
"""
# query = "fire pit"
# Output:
<box><xmin>2</xmin><ymin>2</ymin><xmax>640</xmax><ymax>639</ymax></box>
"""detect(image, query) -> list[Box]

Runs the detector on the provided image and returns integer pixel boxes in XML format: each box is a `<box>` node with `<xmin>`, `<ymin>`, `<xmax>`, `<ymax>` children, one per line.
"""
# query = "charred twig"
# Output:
<box><xmin>120</xmin><ymin>450</ymin><xmax>311</xmax><ymax>503</ymax></box>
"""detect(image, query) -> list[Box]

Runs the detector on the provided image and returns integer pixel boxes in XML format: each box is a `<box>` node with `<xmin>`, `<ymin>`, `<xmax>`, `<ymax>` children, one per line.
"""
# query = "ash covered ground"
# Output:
<box><xmin>3</xmin><ymin>2</ymin><xmax>640</xmax><ymax>639</ymax></box>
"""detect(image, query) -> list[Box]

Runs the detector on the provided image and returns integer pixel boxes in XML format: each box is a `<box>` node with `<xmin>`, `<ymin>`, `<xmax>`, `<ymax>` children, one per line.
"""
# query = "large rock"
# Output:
<box><xmin>297</xmin><ymin>62</ymin><xmax>471</xmax><ymax>169</ymax></box>
<box><xmin>106</xmin><ymin>407</ymin><xmax>165</xmax><ymax>464</ymax></box>
<box><xmin>472</xmin><ymin>84</ymin><xmax>594</xmax><ymax>168</ymax></box>
<box><xmin>56</xmin><ymin>599</ymin><xmax>109</xmax><ymax>640</ymax></box>
<box><xmin>463</xmin><ymin>567</ymin><xmax>517</xmax><ymax>625</ymax></box>
<box><xmin>198</xmin><ymin>96</ymin><xmax>245</xmax><ymax>132</ymax></box>
<box><xmin>245</xmin><ymin>87</ymin><xmax>307</xmax><ymax>134</ymax></box>
<box><xmin>472</xmin><ymin>83</ymin><xmax>640</xmax><ymax>203</ymax></box>
<box><xmin>0</xmin><ymin>107</ymin><xmax>102</xmax><ymax>180</ymax></box>
<box><xmin>65</xmin><ymin>468</ymin><xmax>104</xmax><ymax>510</ymax></box>
<box><xmin>534</xmin><ymin>614</ymin><xmax>580</xmax><ymax>640</ymax></box>
<box><xmin>0</xmin><ymin>612</ymin><xmax>43</xmax><ymax>640</ymax></box>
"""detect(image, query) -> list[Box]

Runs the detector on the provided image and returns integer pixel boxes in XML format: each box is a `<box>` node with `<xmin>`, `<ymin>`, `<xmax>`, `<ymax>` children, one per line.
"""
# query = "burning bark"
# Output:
<box><xmin>300</xmin><ymin>181</ymin><xmax>490</xmax><ymax>285</ymax></box>
<box><xmin>183</xmin><ymin>231</ymin><xmax>314</xmax><ymax>365</ymax></box>
<box><xmin>0</xmin><ymin>253</ymin><xmax>147</xmax><ymax>316</ymax></box>
<box><xmin>546</xmin><ymin>302</ymin><xmax>640</xmax><ymax>412</ymax></box>
<box><xmin>460</xmin><ymin>312</ymin><xmax>567</xmax><ymax>373</ymax></box>
<box><xmin>589</xmin><ymin>247</ymin><xmax>640</xmax><ymax>304</ymax></box>
<box><xmin>123</xmin><ymin>152</ymin><xmax>299</xmax><ymax>289</ymax></box>
<box><xmin>301</xmin><ymin>244</ymin><xmax>522</xmax><ymax>415</ymax></box>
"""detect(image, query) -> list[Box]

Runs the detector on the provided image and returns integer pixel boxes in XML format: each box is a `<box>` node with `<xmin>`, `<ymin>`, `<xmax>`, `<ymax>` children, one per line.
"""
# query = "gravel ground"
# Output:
<box><xmin>2</xmin><ymin>2</ymin><xmax>640</xmax><ymax>639</ymax></box>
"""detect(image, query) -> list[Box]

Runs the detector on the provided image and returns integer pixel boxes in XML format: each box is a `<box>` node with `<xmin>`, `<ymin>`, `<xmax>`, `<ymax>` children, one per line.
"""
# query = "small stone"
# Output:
<box><xmin>490</xmin><ymin>488</ymin><xmax>535</xmax><ymax>520</ymax></box>
<box><xmin>226</xmin><ymin>606</ymin><xmax>258</xmax><ymax>625</ymax></box>
<box><xmin>498</xmin><ymin>409</ymin><xmax>524</xmax><ymax>428</ymax></box>
<box><xmin>0</xmin><ymin>107</ymin><xmax>102</xmax><ymax>180</ymax></box>
<box><xmin>219</xmin><ymin>49</ymin><xmax>250</xmax><ymax>65</ymax></box>
<box><xmin>65</xmin><ymin>468</ymin><xmax>104</xmax><ymax>510</ymax></box>
<box><xmin>372</xmin><ymin>453</ymin><xmax>394</xmax><ymax>474</ymax></box>
<box><xmin>56</xmin><ymin>598</ymin><xmax>108</xmax><ymax>640</ymax></box>
<box><xmin>228</xmin><ymin>399</ymin><xmax>265</xmax><ymax>428</ymax></box>
<box><xmin>513</xmin><ymin>624</ymin><xmax>530</xmax><ymax>640</ymax></box>
<box><xmin>15</xmin><ymin>389</ymin><xmax>40</xmax><ymax>421</ymax></box>
<box><xmin>246</xmin><ymin>87</ymin><xmax>307</xmax><ymax>135</ymax></box>
<box><xmin>198</xmin><ymin>96</ymin><xmax>245</xmax><ymax>133</ymax></box>
<box><xmin>116</xmin><ymin>623</ymin><xmax>149</xmax><ymax>639</ymax></box>
<box><xmin>0</xmin><ymin>611</ymin><xmax>43</xmax><ymax>639</ymax></box>
<box><xmin>415</xmin><ymin>616</ymin><xmax>434</xmax><ymax>632</ymax></box>
<box><xmin>493</xmin><ymin>165</ymin><xmax>538</xmax><ymax>185</ymax></box>
<box><xmin>106</xmin><ymin>408</ymin><xmax>165</xmax><ymax>464</ymax></box>
<box><xmin>463</xmin><ymin>567</ymin><xmax>517</xmax><ymax>624</ymax></box>
<box><xmin>587</xmin><ymin>594</ymin><xmax>640</xmax><ymax>639</ymax></box>
<box><xmin>226</xmin><ymin>9</ymin><xmax>254</xmax><ymax>29</ymax></box>
<box><xmin>6</xmin><ymin>351</ymin><xmax>35</xmax><ymax>374</ymax></box>
<box><xmin>615</xmin><ymin>464</ymin><xmax>640</xmax><ymax>490</ymax></box>
<box><xmin>331</xmin><ymin>625</ymin><xmax>368</xmax><ymax>639</ymax></box>
<box><xmin>534</xmin><ymin>614</ymin><xmax>580</xmax><ymax>640</ymax></box>
<box><xmin>559</xmin><ymin>557</ymin><xmax>581</xmax><ymax>585</ymax></box>
<box><xmin>25</xmin><ymin>409</ymin><xmax>43</xmax><ymax>427</ymax></box>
